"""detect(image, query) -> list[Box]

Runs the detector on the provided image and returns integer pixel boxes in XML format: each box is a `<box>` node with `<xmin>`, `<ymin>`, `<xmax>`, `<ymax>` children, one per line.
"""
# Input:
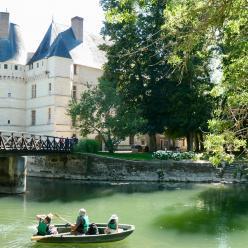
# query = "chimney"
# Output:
<box><xmin>0</xmin><ymin>12</ymin><xmax>9</xmax><ymax>39</ymax></box>
<box><xmin>71</xmin><ymin>16</ymin><xmax>84</xmax><ymax>42</ymax></box>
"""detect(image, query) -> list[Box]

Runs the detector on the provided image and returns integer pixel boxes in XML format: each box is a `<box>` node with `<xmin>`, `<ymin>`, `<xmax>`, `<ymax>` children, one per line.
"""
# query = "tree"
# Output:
<box><xmin>68</xmin><ymin>79</ymin><xmax>144</xmax><ymax>153</ymax></box>
<box><xmin>101</xmin><ymin>0</ymin><xmax>213</xmax><ymax>151</ymax></box>
<box><xmin>100</xmin><ymin>0</ymin><xmax>169</xmax><ymax>151</ymax></box>
<box><xmin>163</xmin><ymin>0</ymin><xmax>248</xmax><ymax>164</ymax></box>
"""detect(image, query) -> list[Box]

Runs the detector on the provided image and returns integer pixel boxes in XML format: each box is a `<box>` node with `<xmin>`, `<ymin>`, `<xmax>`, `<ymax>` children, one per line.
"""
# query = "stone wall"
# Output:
<box><xmin>27</xmin><ymin>154</ymin><xmax>248</xmax><ymax>183</ymax></box>
<box><xmin>0</xmin><ymin>156</ymin><xmax>27</xmax><ymax>193</ymax></box>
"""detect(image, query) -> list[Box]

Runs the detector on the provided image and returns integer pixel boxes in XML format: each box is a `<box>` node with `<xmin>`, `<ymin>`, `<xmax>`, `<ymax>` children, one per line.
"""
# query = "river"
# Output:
<box><xmin>1</xmin><ymin>177</ymin><xmax>248</xmax><ymax>248</ymax></box>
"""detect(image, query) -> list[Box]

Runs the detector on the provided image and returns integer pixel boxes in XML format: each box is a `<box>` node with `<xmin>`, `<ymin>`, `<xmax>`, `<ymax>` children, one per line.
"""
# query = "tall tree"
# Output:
<box><xmin>101</xmin><ymin>0</ymin><xmax>213</xmax><ymax>151</ymax></box>
<box><xmin>101</xmin><ymin>0</ymin><xmax>169</xmax><ymax>151</ymax></box>
<box><xmin>164</xmin><ymin>0</ymin><xmax>248</xmax><ymax>164</ymax></box>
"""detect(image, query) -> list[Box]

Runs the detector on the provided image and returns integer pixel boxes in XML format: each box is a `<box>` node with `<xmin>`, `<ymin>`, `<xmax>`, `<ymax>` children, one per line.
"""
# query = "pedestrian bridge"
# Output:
<box><xmin>0</xmin><ymin>131</ymin><xmax>75</xmax><ymax>155</ymax></box>
<box><xmin>0</xmin><ymin>131</ymin><xmax>76</xmax><ymax>194</ymax></box>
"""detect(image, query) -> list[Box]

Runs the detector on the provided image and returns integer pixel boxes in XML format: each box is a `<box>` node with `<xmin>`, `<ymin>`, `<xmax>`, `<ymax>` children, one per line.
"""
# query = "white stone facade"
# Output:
<box><xmin>0</xmin><ymin>13</ymin><xmax>104</xmax><ymax>138</ymax></box>
<box><xmin>0</xmin><ymin>58</ymin><xmax>103</xmax><ymax>137</ymax></box>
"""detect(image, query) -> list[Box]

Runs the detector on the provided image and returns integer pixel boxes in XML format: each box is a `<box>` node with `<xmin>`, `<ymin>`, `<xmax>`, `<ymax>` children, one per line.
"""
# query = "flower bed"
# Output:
<box><xmin>153</xmin><ymin>150</ymin><xmax>195</xmax><ymax>161</ymax></box>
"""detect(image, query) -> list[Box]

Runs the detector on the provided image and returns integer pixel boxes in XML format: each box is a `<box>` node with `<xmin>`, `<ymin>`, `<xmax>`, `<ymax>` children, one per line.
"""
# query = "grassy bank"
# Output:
<box><xmin>96</xmin><ymin>152</ymin><xmax>153</xmax><ymax>161</ymax></box>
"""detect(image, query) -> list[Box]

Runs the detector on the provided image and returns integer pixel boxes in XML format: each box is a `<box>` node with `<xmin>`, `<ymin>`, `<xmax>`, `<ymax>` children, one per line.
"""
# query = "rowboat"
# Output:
<box><xmin>31</xmin><ymin>223</ymin><xmax>135</xmax><ymax>243</ymax></box>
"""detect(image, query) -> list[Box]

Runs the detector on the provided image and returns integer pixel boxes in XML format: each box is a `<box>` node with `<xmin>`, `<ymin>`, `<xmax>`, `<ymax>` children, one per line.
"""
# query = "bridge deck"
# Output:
<box><xmin>0</xmin><ymin>131</ymin><xmax>75</xmax><ymax>155</ymax></box>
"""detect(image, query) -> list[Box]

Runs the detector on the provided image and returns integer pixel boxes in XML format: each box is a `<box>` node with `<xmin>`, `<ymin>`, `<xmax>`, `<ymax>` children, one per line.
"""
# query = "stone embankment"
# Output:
<box><xmin>27</xmin><ymin>154</ymin><xmax>248</xmax><ymax>183</ymax></box>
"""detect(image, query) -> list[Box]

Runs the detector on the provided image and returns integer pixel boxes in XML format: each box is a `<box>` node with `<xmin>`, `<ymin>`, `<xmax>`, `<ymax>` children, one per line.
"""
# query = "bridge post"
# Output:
<box><xmin>0</xmin><ymin>156</ymin><xmax>27</xmax><ymax>194</ymax></box>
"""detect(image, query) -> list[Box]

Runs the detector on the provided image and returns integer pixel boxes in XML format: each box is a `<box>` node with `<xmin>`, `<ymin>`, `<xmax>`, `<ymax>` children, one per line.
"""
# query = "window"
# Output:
<box><xmin>8</xmin><ymin>120</ymin><xmax>10</xmax><ymax>124</ymax></box>
<box><xmin>31</xmin><ymin>110</ymin><xmax>36</xmax><ymax>125</ymax></box>
<box><xmin>29</xmin><ymin>63</ymin><xmax>33</xmax><ymax>70</ymax></box>
<box><xmin>14</xmin><ymin>65</ymin><xmax>18</xmax><ymax>70</ymax></box>
<box><xmin>72</xmin><ymin>85</ymin><xmax>77</xmax><ymax>100</ymax></box>
<box><xmin>73</xmin><ymin>64</ymin><xmax>77</xmax><ymax>75</ymax></box>
<box><xmin>48</xmin><ymin>83</ymin><xmax>52</xmax><ymax>95</ymax></box>
<box><xmin>48</xmin><ymin>108</ymin><xmax>51</xmax><ymax>123</ymax></box>
<box><xmin>4</xmin><ymin>64</ymin><xmax>8</xmax><ymax>69</ymax></box>
<box><xmin>37</xmin><ymin>62</ymin><xmax>39</xmax><ymax>68</ymax></box>
<box><xmin>31</xmin><ymin>84</ymin><xmax>36</xmax><ymax>98</ymax></box>
<box><xmin>8</xmin><ymin>92</ymin><xmax>11</xmax><ymax>97</ymax></box>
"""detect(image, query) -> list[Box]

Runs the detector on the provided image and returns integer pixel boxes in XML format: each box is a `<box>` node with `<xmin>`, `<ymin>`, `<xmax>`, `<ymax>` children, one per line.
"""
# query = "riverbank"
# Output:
<box><xmin>27</xmin><ymin>153</ymin><xmax>248</xmax><ymax>183</ymax></box>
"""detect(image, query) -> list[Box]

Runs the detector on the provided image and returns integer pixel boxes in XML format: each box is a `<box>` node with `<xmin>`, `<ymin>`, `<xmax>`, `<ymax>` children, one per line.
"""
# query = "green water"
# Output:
<box><xmin>1</xmin><ymin>178</ymin><xmax>248</xmax><ymax>248</ymax></box>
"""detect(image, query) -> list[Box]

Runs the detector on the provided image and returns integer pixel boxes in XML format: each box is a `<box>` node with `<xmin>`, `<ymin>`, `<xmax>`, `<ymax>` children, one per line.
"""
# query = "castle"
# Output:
<box><xmin>0</xmin><ymin>12</ymin><xmax>106</xmax><ymax>138</ymax></box>
<box><xmin>0</xmin><ymin>12</ymin><xmax>186</xmax><ymax>151</ymax></box>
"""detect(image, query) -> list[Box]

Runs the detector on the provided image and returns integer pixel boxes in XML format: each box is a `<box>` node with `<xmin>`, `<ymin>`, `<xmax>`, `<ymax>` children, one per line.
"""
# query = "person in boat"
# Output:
<box><xmin>36</xmin><ymin>213</ymin><xmax>55</xmax><ymax>236</ymax></box>
<box><xmin>104</xmin><ymin>214</ymin><xmax>119</xmax><ymax>234</ymax></box>
<box><xmin>86</xmin><ymin>223</ymin><xmax>99</xmax><ymax>235</ymax></box>
<box><xmin>71</xmin><ymin>208</ymin><xmax>90</xmax><ymax>235</ymax></box>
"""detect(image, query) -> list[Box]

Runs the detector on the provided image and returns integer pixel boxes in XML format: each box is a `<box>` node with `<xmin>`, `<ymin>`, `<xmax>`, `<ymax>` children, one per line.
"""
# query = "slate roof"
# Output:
<box><xmin>0</xmin><ymin>23</ymin><xmax>27</xmax><ymax>64</ymax></box>
<box><xmin>28</xmin><ymin>21</ymin><xmax>106</xmax><ymax>69</ymax></box>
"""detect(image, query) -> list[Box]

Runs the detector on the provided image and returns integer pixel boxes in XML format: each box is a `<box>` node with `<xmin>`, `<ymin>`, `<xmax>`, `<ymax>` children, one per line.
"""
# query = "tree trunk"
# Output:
<box><xmin>186</xmin><ymin>132</ymin><xmax>194</xmax><ymax>151</ymax></box>
<box><xmin>199</xmin><ymin>132</ymin><xmax>204</xmax><ymax>152</ymax></box>
<box><xmin>194</xmin><ymin>133</ymin><xmax>200</xmax><ymax>152</ymax></box>
<box><xmin>148</xmin><ymin>134</ymin><xmax>157</xmax><ymax>152</ymax></box>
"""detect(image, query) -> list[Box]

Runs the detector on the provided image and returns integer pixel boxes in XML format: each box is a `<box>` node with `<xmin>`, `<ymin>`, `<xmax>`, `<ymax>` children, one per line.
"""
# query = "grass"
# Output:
<box><xmin>96</xmin><ymin>152</ymin><xmax>154</xmax><ymax>161</ymax></box>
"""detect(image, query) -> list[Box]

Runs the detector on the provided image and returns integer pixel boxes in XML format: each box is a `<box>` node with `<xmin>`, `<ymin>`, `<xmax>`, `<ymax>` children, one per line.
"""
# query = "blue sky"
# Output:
<box><xmin>0</xmin><ymin>0</ymin><xmax>104</xmax><ymax>52</ymax></box>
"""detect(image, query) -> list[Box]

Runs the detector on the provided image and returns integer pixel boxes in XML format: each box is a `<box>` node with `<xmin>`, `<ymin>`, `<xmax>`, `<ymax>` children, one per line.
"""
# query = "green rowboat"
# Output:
<box><xmin>31</xmin><ymin>223</ymin><xmax>135</xmax><ymax>243</ymax></box>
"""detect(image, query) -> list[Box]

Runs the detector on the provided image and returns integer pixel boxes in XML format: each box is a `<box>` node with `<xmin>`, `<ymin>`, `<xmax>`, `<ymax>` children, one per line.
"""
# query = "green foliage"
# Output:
<box><xmin>68</xmin><ymin>79</ymin><xmax>145</xmax><ymax>153</ymax></box>
<box><xmin>73</xmin><ymin>139</ymin><xmax>100</xmax><ymax>153</ymax></box>
<box><xmin>100</xmin><ymin>0</ymin><xmax>214</xmax><ymax>151</ymax></box>
<box><xmin>164</xmin><ymin>0</ymin><xmax>248</xmax><ymax>163</ymax></box>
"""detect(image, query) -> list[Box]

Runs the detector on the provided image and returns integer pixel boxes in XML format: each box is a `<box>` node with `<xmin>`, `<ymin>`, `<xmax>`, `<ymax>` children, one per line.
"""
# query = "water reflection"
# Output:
<box><xmin>155</xmin><ymin>184</ymin><xmax>248</xmax><ymax>234</ymax></box>
<box><xmin>25</xmin><ymin>177</ymin><xmax>194</xmax><ymax>202</ymax></box>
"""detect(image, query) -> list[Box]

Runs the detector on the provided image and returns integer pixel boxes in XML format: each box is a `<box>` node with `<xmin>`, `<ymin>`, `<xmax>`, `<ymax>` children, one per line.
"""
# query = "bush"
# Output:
<box><xmin>152</xmin><ymin>150</ymin><xmax>195</xmax><ymax>161</ymax></box>
<box><xmin>73</xmin><ymin>139</ymin><xmax>100</xmax><ymax>153</ymax></box>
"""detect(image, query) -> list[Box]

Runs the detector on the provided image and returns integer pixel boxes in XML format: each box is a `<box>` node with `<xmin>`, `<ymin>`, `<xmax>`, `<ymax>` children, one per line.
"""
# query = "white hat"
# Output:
<box><xmin>110</xmin><ymin>214</ymin><xmax>118</xmax><ymax>220</ymax></box>
<box><xmin>47</xmin><ymin>213</ymin><xmax>53</xmax><ymax>219</ymax></box>
<box><xmin>79</xmin><ymin>208</ymin><xmax>86</xmax><ymax>216</ymax></box>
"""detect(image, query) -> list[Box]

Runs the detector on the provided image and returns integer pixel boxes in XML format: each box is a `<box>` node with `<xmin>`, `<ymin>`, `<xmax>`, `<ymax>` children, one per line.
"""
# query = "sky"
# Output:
<box><xmin>0</xmin><ymin>0</ymin><xmax>104</xmax><ymax>52</ymax></box>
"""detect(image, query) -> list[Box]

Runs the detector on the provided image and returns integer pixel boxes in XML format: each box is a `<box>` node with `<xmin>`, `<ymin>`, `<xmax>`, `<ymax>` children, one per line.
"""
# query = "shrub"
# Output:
<box><xmin>73</xmin><ymin>139</ymin><xmax>100</xmax><ymax>153</ymax></box>
<box><xmin>152</xmin><ymin>150</ymin><xmax>195</xmax><ymax>161</ymax></box>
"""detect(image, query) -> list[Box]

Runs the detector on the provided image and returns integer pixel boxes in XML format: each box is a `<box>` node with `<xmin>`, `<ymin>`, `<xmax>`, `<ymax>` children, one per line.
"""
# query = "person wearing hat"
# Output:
<box><xmin>36</xmin><ymin>213</ymin><xmax>54</xmax><ymax>236</ymax></box>
<box><xmin>71</xmin><ymin>208</ymin><xmax>90</xmax><ymax>235</ymax></box>
<box><xmin>104</xmin><ymin>214</ymin><xmax>119</xmax><ymax>234</ymax></box>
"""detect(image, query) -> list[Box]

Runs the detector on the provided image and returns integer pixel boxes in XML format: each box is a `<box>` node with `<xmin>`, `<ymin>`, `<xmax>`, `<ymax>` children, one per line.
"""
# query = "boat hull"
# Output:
<box><xmin>32</xmin><ymin>223</ymin><xmax>135</xmax><ymax>243</ymax></box>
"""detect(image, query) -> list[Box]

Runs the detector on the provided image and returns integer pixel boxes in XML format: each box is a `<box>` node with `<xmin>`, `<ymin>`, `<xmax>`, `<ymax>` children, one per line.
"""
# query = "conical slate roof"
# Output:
<box><xmin>28</xmin><ymin>21</ymin><xmax>106</xmax><ymax>69</ymax></box>
<box><xmin>0</xmin><ymin>23</ymin><xmax>27</xmax><ymax>64</ymax></box>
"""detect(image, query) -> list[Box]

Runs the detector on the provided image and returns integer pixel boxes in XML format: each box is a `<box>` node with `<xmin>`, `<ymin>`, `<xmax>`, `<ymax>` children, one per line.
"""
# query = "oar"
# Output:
<box><xmin>54</xmin><ymin>213</ymin><xmax>73</xmax><ymax>225</ymax></box>
<box><xmin>31</xmin><ymin>235</ymin><xmax>49</xmax><ymax>241</ymax></box>
<box><xmin>31</xmin><ymin>232</ymin><xmax>71</xmax><ymax>241</ymax></box>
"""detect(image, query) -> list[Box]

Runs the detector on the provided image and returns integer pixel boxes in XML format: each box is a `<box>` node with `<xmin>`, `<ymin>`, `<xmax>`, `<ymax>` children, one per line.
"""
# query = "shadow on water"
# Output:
<box><xmin>155</xmin><ymin>184</ymin><xmax>248</xmax><ymax>235</ymax></box>
<box><xmin>29</xmin><ymin>240</ymin><xmax>130</xmax><ymax>248</ymax></box>
<box><xmin>24</xmin><ymin>177</ymin><xmax>195</xmax><ymax>203</ymax></box>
